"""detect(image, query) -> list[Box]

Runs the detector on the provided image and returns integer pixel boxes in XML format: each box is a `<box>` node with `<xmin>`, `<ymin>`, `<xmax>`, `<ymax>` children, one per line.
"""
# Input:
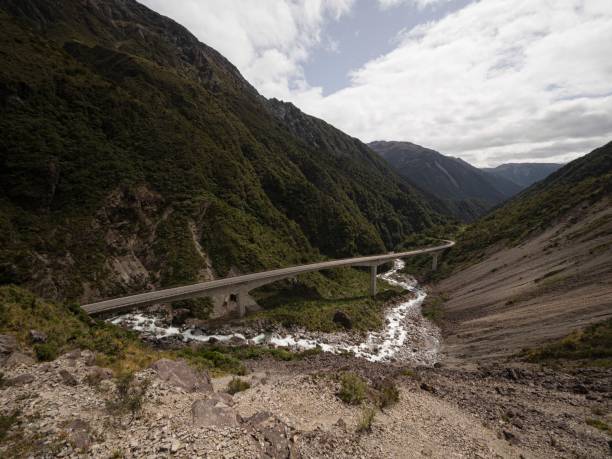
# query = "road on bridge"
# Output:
<box><xmin>82</xmin><ymin>240</ymin><xmax>454</xmax><ymax>316</ymax></box>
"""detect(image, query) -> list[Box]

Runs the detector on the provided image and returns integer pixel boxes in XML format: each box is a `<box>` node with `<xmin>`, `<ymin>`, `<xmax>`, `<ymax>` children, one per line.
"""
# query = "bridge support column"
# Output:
<box><xmin>237</xmin><ymin>290</ymin><xmax>247</xmax><ymax>318</ymax></box>
<box><xmin>432</xmin><ymin>253</ymin><xmax>438</xmax><ymax>271</ymax></box>
<box><xmin>370</xmin><ymin>265</ymin><xmax>377</xmax><ymax>296</ymax></box>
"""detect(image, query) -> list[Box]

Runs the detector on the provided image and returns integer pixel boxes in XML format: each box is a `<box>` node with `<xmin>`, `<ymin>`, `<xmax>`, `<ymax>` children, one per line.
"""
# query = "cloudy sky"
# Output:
<box><xmin>140</xmin><ymin>0</ymin><xmax>612</xmax><ymax>166</ymax></box>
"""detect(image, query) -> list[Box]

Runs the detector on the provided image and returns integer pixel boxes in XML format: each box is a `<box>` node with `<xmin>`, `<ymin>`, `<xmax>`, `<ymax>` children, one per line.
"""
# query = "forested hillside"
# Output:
<box><xmin>0</xmin><ymin>0</ymin><xmax>444</xmax><ymax>303</ymax></box>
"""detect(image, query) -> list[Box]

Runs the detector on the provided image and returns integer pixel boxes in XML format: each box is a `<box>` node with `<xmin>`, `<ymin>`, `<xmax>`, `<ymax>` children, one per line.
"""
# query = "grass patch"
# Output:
<box><xmin>521</xmin><ymin>319</ymin><xmax>612</xmax><ymax>367</ymax></box>
<box><xmin>337</xmin><ymin>372</ymin><xmax>368</xmax><ymax>405</ymax></box>
<box><xmin>585</xmin><ymin>418</ymin><xmax>610</xmax><ymax>434</ymax></box>
<box><xmin>0</xmin><ymin>411</ymin><xmax>19</xmax><ymax>441</ymax></box>
<box><xmin>356</xmin><ymin>407</ymin><xmax>376</xmax><ymax>434</ymax></box>
<box><xmin>106</xmin><ymin>373</ymin><xmax>150</xmax><ymax>421</ymax></box>
<box><xmin>421</xmin><ymin>293</ymin><xmax>446</xmax><ymax>325</ymax></box>
<box><xmin>375</xmin><ymin>379</ymin><xmax>400</xmax><ymax>410</ymax></box>
<box><xmin>226</xmin><ymin>377</ymin><xmax>250</xmax><ymax>395</ymax></box>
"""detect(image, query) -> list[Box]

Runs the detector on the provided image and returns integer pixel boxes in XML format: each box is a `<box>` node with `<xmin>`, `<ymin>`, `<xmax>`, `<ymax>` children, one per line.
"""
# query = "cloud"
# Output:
<box><xmin>292</xmin><ymin>0</ymin><xmax>612</xmax><ymax>165</ymax></box>
<box><xmin>140</xmin><ymin>0</ymin><xmax>353</xmax><ymax>99</ymax></box>
<box><xmin>378</xmin><ymin>0</ymin><xmax>453</xmax><ymax>10</ymax></box>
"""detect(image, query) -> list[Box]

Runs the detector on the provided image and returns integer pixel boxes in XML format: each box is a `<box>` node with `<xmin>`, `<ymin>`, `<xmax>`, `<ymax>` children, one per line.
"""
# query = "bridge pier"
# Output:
<box><xmin>432</xmin><ymin>253</ymin><xmax>439</xmax><ymax>271</ymax></box>
<box><xmin>237</xmin><ymin>290</ymin><xmax>247</xmax><ymax>318</ymax></box>
<box><xmin>370</xmin><ymin>265</ymin><xmax>377</xmax><ymax>296</ymax></box>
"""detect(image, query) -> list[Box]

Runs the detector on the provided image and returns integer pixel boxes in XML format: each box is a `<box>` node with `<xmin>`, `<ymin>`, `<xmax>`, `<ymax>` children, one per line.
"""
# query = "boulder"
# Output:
<box><xmin>66</xmin><ymin>419</ymin><xmax>91</xmax><ymax>451</ymax></box>
<box><xmin>246</xmin><ymin>411</ymin><xmax>298</xmax><ymax>458</ymax></box>
<box><xmin>6</xmin><ymin>373</ymin><xmax>35</xmax><ymax>386</ymax></box>
<box><xmin>29</xmin><ymin>329</ymin><xmax>47</xmax><ymax>344</ymax></box>
<box><xmin>333</xmin><ymin>311</ymin><xmax>352</xmax><ymax>330</ymax></box>
<box><xmin>59</xmin><ymin>369</ymin><xmax>78</xmax><ymax>386</ymax></box>
<box><xmin>5</xmin><ymin>352</ymin><xmax>35</xmax><ymax>368</ymax></box>
<box><xmin>171</xmin><ymin>308</ymin><xmax>191</xmax><ymax>326</ymax></box>
<box><xmin>81</xmin><ymin>350</ymin><xmax>97</xmax><ymax>366</ymax></box>
<box><xmin>191</xmin><ymin>398</ymin><xmax>240</xmax><ymax>427</ymax></box>
<box><xmin>86</xmin><ymin>366</ymin><xmax>114</xmax><ymax>385</ymax></box>
<box><xmin>150</xmin><ymin>359</ymin><xmax>212</xmax><ymax>392</ymax></box>
<box><xmin>0</xmin><ymin>334</ymin><xmax>18</xmax><ymax>355</ymax></box>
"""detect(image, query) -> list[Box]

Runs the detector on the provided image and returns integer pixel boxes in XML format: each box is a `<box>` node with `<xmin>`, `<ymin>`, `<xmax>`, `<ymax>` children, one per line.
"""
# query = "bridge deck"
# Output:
<box><xmin>82</xmin><ymin>240</ymin><xmax>454</xmax><ymax>315</ymax></box>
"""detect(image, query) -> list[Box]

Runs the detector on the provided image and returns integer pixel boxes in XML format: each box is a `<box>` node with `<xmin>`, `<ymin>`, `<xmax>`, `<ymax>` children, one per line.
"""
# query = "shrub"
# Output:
<box><xmin>34</xmin><ymin>343</ymin><xmax>58</xmax><ymax>361</ymax></box>
<box><xmin>376</xmin><ymin>380</ymin><xmax>400</xmax><ymax>409</ymax></box>
<box><xmin>106</xmin><ymin>373</ymin><xmax>150</xmax><ymax>421</ymax></box>
<box><xmin>338</xmin><ymin>372</ymin><xmax>367</xmax><ymax>405</ymax></box>
<box><xmin>586</xmin><ymin>418</ymin><xmax>610</xmax><ymax>433</ymax></box>
<box><xmin>226</xmin><ymin>377</ymin><xmax>250</xmax><ymax>395</ymax></box>
<box><xmin>0</xmin><ymin>411</ymin><xmax>19</xmax><ymax>441</ymax></box>
<box><xmin>356</xmin><ymin>407</ymin><xmax>376</xmax><ymax>434</ymax></box>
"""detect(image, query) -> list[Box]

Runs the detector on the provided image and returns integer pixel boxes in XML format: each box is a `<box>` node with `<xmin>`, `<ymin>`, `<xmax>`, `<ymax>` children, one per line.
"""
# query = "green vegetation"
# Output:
<box><xmin>171</xmin><ymin>298</ymin><xmax>213</xmax><ymax>321</ymax></box>
<box><xmin>226</xmin><ymin>377</ymin><xmax>251</xmax><ymax>395</ymax></box>
<box><xmin>356</xmin><ymin>407</ymin><xmax>376</xmax><ymax>434</ymax></box>
<box><xmin>521</xmin><ymin>319</ymin><xmax>612</xmax><ymax>367</ymax></box>
<box><xmin>420</xmin><ymin>293</ymin><xmax>446</xmax><ymax>326</ymax></box>
<box><xmin>337</xmin><ymin>372</ymin><xmax>368</xmax><ymax>405</ymax></box>
<box><xmin>585</xmin><ymin>418</ymin><xmax>610</xmax><ymax>435</ymax></box>
<box><xmin>0</xmin><ymin>4</ymin><xmax>445</xmax><ymax>304</ymax></box>
<box><xmin>0</xmin><ymin>411</ymin><xmax>19</xmax><ymax>441</ymax></box>
<box><xmin>106</xmin><ymin>373</ymin><xmax>150</xmax><ymax>420</ymax></box>
<box><xmin>375</xmin><ymin>379</ymin><xmax>400</xmax><ymax>410</ymax></box>
<box><xmin>251</xmin><ymin>268</ymin><xmax>403</xmax><ymax>332</ymax></box>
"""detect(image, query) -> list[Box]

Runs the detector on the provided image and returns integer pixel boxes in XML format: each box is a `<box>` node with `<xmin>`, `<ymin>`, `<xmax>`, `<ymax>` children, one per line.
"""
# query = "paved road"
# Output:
<box><xmin>82</xmin><ymin>240</ymin><xmax>454</xmax><ymax>315</ymax></box>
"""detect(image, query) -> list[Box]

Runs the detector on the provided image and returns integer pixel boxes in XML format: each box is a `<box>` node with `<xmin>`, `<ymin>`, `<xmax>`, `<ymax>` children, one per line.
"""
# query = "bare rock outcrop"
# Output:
<box><xmin>149</xmin><ymin>358</ymin><xmax>212</xmax><ymax>392</ymax></box>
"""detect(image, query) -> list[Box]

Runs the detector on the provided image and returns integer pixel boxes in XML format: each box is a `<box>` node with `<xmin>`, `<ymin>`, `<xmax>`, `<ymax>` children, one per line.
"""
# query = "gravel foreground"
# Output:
<box><xmin>1</xmin><ymin>350</ymin><xmax>610</xmax><ymax>458</ymax></box>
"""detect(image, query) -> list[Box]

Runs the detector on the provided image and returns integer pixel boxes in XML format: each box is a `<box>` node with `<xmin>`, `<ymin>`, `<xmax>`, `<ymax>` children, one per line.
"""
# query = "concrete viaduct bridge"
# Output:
<box><xmin>82</xmin><ymin>240</ymin><xmax>454</xmax><ymax>317</ymax></box>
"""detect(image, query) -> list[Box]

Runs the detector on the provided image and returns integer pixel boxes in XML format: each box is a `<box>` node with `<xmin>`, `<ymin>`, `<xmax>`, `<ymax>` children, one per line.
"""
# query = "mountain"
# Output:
<box><xmin>432</xmin><ymin>141</ymin><xmax>612</xmax><ymax>361</ymax></box>
<box><xmin>369</xmin><ymin>141</ymin><xmax>522</xmax><ymax>222</ymax></box>
<box><xmin>0</xmin><ymin>0</ymin><xmax>445</xmax><ymax>305</ymax></box>
<box><xmin>481</xmin><ymin>162</ymin><xmax>563</xmax><ymax>188</ymax></box>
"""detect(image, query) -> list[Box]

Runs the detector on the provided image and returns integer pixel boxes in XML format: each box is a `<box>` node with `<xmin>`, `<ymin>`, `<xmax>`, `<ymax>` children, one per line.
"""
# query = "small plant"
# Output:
<box><xmin>356</xmin><ymin>407</ymin><xmax>376</xmax><ymax>434</ymax></box>
<box><xmin>0</xmin><ymin>411</ymin><xmax>19</xmax><ymax>441</ymax></box>
<box><xmin>376</xmin><ymin>380</ymin><xmax>400</xmax><ymax>409</ymax></box>
<box><xmin>400</xmin><ymin>368</ymin><xmax>416</xmax><ymax>378</ymax></box>
<box><xmin>586</xmin><ymin>418</ymin><xmax>610</xmax><ymax>433</ymax></box>
<box><xmin>106</xmin><ymin>373</ymin><xmax>150</xmax><ymax>421</ymax></box>
<box><xmin>338</xmin><ymin>372</ymin><xmax>367</xmax><ymax>405</ymax></box>
<box><xmin>226</xmin><ymin>377</ymin><xmax>250</xmax><ymax>395</ymax></box>
<box><xmin>34</xmin><ymin>343</ymin><xmax>58</xmax><ymax>361</ymax></box>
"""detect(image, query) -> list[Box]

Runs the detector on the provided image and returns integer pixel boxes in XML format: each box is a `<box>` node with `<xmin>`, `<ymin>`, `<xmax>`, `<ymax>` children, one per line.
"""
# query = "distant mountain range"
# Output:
<box><xmin>481</xmin><ymin>163</ymin><xmax>563</xmax><ymax>188</ymax></box>
<box><xmin>369</xmin><ymin>141</ymin><xmax>563</xmax><ymax>222</ymax></box>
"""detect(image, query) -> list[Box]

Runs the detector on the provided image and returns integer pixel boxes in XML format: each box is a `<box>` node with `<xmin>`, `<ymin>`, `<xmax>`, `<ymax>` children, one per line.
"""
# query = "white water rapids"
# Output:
<box><xmin>109</xmin><ymin>259</ymin><xmax>441</xmax><ymax>365</ymax></box>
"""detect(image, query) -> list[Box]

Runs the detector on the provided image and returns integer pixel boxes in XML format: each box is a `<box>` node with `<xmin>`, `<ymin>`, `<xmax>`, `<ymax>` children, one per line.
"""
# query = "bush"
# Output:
<box><xmin>34</xmin><ymin>343</ymin><xmax>58</xmax><ymax>361</ymax></box>
<box><xmin>0</xmin><ymin>411</ymin><xmax>19</xmax><ymax>441</ymax></box>
<box><xmin>226</xmin><ymin>377</ymin><xmax>250</xmax><ymax>395</ymax></box>
<box><xmin>356</xmin><ymin>407</ymin><xmax>376</xmax><ymax>434</ymax></box>
<box><xmin>337</xmin><ymin>372</ymin><xmax>367</xmax><ymax>405</ymax></box>
<box><xmin>376</xmin><ymin>380</ymin><xmax>400</xmax><ymax>409</ymax></box>
<box><xmin>106</xmin><ymin>373</ymin><xmax>150</xmax><ymax>421</ymax></box>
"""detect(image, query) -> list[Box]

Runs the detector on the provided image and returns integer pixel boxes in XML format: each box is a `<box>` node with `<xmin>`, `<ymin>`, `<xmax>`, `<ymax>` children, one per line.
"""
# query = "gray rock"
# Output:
<box><xmin>29</xmin><ymin>329</ymin><xmax>47</xmax><ymax>344</ymax></box>
<box><xmin>5</xmin><ymin>352</ymin><xmax>36</xmax><ymax>368</ymax></box>
<box><xmin>59</xmin><ymin>369</ymin><xmax>78</xmax><ymax>386</ymax></box>
<box><xmin>6</xmin><ymin>373</ymin><xmax>35</xmax><ymax>386</ymax></box>
<box><xmin>0</xmin><ymin>334</ymin><xmax>18</xmax><ymax>355</ymax></box>
<box><xmin>191</xmin><ymin>399</ymin><xmax>240</xmax><ymax>427</ymax></box>
<box><xmin>150</xmin><ymin>359</ymin><xmax>212</xmax><ymax>392</ymax></box>
<box><xmin>171</xmin><ymin>308</ymin><xmax>191</xmax><ymax>326</ymax></box>
<box><xmin>65</xmin><ymin>349</ymin><xmax>82</xmax><ymax>360</ymax></box>
<box><xmin>333</xmin><ymin>311</ymin><xmax>352</xmax><ymax>330</ymax></box>
<box><xmin>81</xmin><ymin>350</ymin><xmax>97</xmax><ymax>366</ymax></box>
<box><xmin>246</xmin><ymin>411</ymin><xmax>298</xmax><ymax>458</ymax></box>
<box><xmin>86</xmin><ymin>366</ymin><xmax>114</xmax><ymax>385</ymax></box>
<box><xmin>67</xmin><ymin>419</ymin><xmax>91</xmax><ymax>451</ymax></box>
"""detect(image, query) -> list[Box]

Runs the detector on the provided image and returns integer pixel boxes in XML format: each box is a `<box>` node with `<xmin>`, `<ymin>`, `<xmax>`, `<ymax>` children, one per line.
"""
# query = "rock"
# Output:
<box><xmin>81</xmin><ymin>350</ymin><xmax>96</xmax><ymax>366</ymax></box>
<box><xmin>66</xmin><ymin>419</ymin><xmax>91</xmax><ymax>451</ymax></box>
<box><xmin>171</xmin><ymin>308</ymin><xmax>191</xmax><ymax>326</ymax></box>
<box><xmin>333</xmin><ymin>311</ymin><xmax>352</xmax><ymax>330</ymax></box>
<box><xmin>335</xmin><ymin>418</ymin><xmax>347</xmax><ymax>430</ymax></box>
<box><xmin>502</xmin><ymin>429</ymin><xmax>519</xmax><ymax>444</ymax></box>
<box><xmin>503</xmin><ymin>368</ymin><xmax>519</xmax><ymax>381</ymax></box>
<box><xmin>170</xmin><ymin>439</ymin><xmax>181</xmax><ymax>453</ymax></box>
<box><xmin>28</xmin><ymin>329</ymin><xmax>47</xmax><ymax>344</ymax></box>
<box><xmin>6</xmin><ymin>373</ymin><xmax>35</xmax><ymax>386</ymax></box>
<box><xmin>5</xmin><ymin>351</ymin><xmax>35</xmax><ymax>367</ymax></box>
<box><xmin>207</xmin><ymin>337</ymin><xmax>218</xmax><ymax>344</ymax></box>
<box><xmin>65</xmin><ymin>349</ymin><xmax>82</xmax><ymax>360</ymax></box>
<box><xmin>572</xmin><ymin>384</ymin><xmax>588</xmax><ymax>394</ymax></box>
<box><xmin>0</xmin><ymin>334</ymin><xmax>18</xmax><ymax>355</ymax></box>
<box><xmin>210</xmin><ymin>391</ymin><xmax>235</xmax><ymax>406</ymax></box>
<box><xmin>191</xmin><ymin>399</ymin><xmax>240</xmax><ymax>427</ymax></box>
<box><xmin>420</xmin><ymin>382</ymin><xmax>436</xmax><ymax>394</ymax></box>
<box><xmin>246</xmin><ymin>411</ymin><xmax>297</xmax><ymax>458</ymax></box>
<box><xmin>150</xmin><ymin>359</ymin><xmax>212</xmax><ymax>392</ymax></box>
<box><xmin>59</xmin><ymin>369</ymin><xmax>78</xmax><ymax>386</ymax></box>
<box><xmin>86</xmin><ymin>366</ymin><xmax>114</xmax><ymax>385</ymax></box>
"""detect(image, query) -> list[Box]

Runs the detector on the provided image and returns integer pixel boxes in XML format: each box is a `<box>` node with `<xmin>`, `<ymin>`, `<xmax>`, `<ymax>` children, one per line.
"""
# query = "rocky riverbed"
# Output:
<box><xmin>110</xmin><ymin>260</ymin><xmax>442</xmax><ymax>366</ymax></box>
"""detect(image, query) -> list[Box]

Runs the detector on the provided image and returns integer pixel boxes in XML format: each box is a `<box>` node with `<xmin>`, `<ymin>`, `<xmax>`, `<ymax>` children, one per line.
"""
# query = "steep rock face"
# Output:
<box><xmin>369</xmin><ymin>140</ymin><xmax>521</xmax><ymax>222</ymax></box>
<box><xmin>0</xmin><ymin>0</ymin><xmax>445</xmax><ymax>303</ymax></box>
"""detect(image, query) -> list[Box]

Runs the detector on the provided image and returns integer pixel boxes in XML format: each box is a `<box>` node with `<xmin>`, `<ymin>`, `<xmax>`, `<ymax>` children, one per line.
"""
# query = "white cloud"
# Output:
<box><xmin>378</xmin><ymin>0</ymin><xmax>453</xmax><ymax>10</ymax></box>
<box><xmin>293</xmin><ymin>0</ymin><xmax>612</xmax><ymax>165</ymax></box>
<box><xmin>140</xmin><ymin>0</ymin><xmax>353</xmax><ymax>99</ymax></box>
<box><xmin>141</xmin><ymin>0</ymin><xmax>612</xmax><ymax>166</ymax></box>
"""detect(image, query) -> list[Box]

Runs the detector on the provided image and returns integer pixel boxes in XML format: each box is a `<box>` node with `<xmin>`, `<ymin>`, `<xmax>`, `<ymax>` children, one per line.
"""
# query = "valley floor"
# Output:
<box><xmin>1</xmin><ymin>350</ymin><xmax>610</xmax><ymax>458</ymax></box>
